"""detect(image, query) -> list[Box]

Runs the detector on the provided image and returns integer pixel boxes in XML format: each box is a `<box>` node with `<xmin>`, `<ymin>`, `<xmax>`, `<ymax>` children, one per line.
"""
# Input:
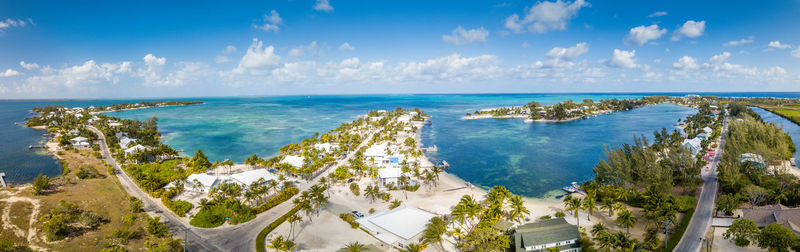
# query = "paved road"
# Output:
<box><xmin>674</xmin><ymin>116</ymin><xmax>728</xmax><ymax>252</ymax></box>
<box><xmin>89</xmin><ymin>126</ymin><xmax>376</xmax><ymax>251</ymax></box>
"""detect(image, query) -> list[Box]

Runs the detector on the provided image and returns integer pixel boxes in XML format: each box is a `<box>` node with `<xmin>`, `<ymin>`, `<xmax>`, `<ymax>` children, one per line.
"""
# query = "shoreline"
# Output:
<box><xmin>90</xmin><ymin>102</ymin><xmax>204</xmax><ymax>115</ymax></box>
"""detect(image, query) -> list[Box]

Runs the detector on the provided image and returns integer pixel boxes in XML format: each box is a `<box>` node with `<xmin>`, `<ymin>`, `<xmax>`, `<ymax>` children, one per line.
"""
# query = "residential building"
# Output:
<box><xmin>378</xmin><ymin>167</ymin><xmax>403</xmax><ymax>186</ymax></box>
<box><xmin>742</xmin><ymin>204</ymin><xmax>800</xmax><ymax>235</ymax></box>
<box><xmin>682</xmin><ymin>138</ymin><xmax>702</xmax><ymax>155</ymax></box>
<box><xmin>513</xmin><ymin>218</ymin><xmax>580</xmax><ymax>252</ymax></box>
<box><xmin>355</xmin><ymin>205</ymin><xmax>437</xmax><ymax>247</ymax></box>
<box><xmin>280</xmin><ymin>155</ymin><xmax>305</xmax><ymax>168</ymax></box>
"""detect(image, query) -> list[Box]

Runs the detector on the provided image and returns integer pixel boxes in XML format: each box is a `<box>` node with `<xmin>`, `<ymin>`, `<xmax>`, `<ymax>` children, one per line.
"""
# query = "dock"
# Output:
<box><xmin>28</xmin><ymin>145</ymin><xmax>46</xmax><ymax>149</ymax></box>
<box><xmin>0</xmin><ymin>173</ymin><xmax>6</xmax><ymax>187</ymax></box>
<box><xmin>422</xmin><ymin>145</ymin><xmax>438</xmax><ymax>152</ymax></box>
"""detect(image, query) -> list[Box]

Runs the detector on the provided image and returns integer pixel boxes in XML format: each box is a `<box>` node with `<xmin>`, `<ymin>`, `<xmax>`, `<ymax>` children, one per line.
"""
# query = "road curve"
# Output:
<box><xmin>674</xmin><ymin>116</ymin><xmax>728</xmax><ymax>252</ymax></box>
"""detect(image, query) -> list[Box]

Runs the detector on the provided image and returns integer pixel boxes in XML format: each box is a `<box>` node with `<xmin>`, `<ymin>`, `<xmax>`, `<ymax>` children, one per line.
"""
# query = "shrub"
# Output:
<box><xmin>146</xmin><ymin>216</ymin><xmax>171</xmax><ymax>238</ymax></box>
<box><xmin>79</xmin><ymin>212</ymin><xmax>104</xmax><ymax>228</ymax></box>
<box><xmin>256</xmin><ymin>206</ymin><xmax>301</xmax><ymax>252</ymax></box>
<box><xmin>555</xmin><ymin>211</ymin><xmax>566</xmax><ymax>218</ymax></box>
<box><xmin>368</xmin><ymin>208</ymin><xmax>375</xmax><ymax>214</ymax></box>
<box><xmin>163</xmin><ymin>199</ymin><xmax>192</xmax><ymax>217</ymax></box>
<box><xmin>112</xmin><ymin>227</ymin><xmax>143</xmax><ymax>242</ymax></box>
<box><xmin>540</xmin><ymin>215</ymin><xmax>552</xmax><ymax>220</ymax></box>
<box><xmin>405</xmin><ymin>184</ymin><xmax>421</xmax><ymax>192</ymax></box>
<box><xmin>122</xmin><ymin>214</ymin><xmax>138</xmax><ymax>226</ymax></box>
<box><xmin>253</xmin><ymin>186</ymin><xmax>300</xmax><ymax>213</ymax></box>
<box><xmin>76</xmin><ymin>166</ymin><xmax>101</xmax><ymax>179</ymax></box>
<box><xmin>389</xmin><ymin>200</ymin><xmax>402</xmax><ymax>209</ymax></box>
<box><xmin>675</xmin><ymin>196</ymin><xmax>696</xmax><ymax>213</ymax></box>
<box><xmin>339</xmin><ymin>213</ymin><xmax>359</xmax><ymax>229</ymax></box>
<box><xmin>349</xmin><ymin>183</ymin><xmax>360</xmax><ymax>196</ymax></box>
<box><xmin>32</xmin><ymin>173</ymin><xmax>52</xmax><ymax>195</ymax></box>
<box><xmin>129</xmin><ymin>197</ymin><xmax>143</xmax><ymax>213</ymax></box>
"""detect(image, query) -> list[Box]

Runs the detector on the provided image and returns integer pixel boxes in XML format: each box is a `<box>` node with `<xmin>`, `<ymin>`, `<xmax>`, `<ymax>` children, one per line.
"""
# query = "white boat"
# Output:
<box><xmin>523</xmin><ymin>118</ymin><xmax>534</xmax><ymax>123</ymax></box>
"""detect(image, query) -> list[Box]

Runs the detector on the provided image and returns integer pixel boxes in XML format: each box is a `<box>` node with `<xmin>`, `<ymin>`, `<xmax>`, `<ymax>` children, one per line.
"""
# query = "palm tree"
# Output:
<box><xmin>287</xmin><ymin>214</ymin><xmax>302</xmax><ymax>241</ymax></box>
<box><xmin>398</xmin><ymin>175</ymin><xmax>409</xmax><ymax>199</ymax></box>
<box><xmin>507</xmin><ymin>195</ymin><xmax>529</xmax><ymax>224</ymax></box>
<box><xmin>601</xmin><ymin>197</ymin><xmax>616</xmax><ymax>217</ymax></box>
<box><xmin>584</xmin><ymin>190</ymin><xmax>598</xmax><ymax>221</ymax></box>
<box><xmin>591</xmin><ymin>223</ymin><xmax>609</xmax><ymax>237</ymax></box>
<box><xmin>192</xmin><ymin>179</ymin><xmax>203</xmax><ymax>192</ymax></box>
<box><xmin>398</xmin><ymin>243</ymin><xmax>423</xmax><ymax>252</ymax></box>
<box><xmin>341</xmin><ymin>241</ymin><xmax>367</xmax><ymax>252</ymax></box>
<box><xmin>422</xmin><ymin>216</ymin><xmax>447</xmax><ymax>251</ymax></box>
<box><xmin>363</xmin><ymin>184</ymin><xmax>379</xmax><ymax>203</ymax></box>
<box><xmin>267</xmin><ymin>236</ymin><xmax>298</xmax><ymax>252</ymax></box>
<box><xmin>616</xmin><ymin>209</ymin><xmax>637</xmax><ymax>234</ymax></box>
<box><xmin>564</xmin><ymin>195</ymin><xmax>583</xmax><ymax>227</ymax></box>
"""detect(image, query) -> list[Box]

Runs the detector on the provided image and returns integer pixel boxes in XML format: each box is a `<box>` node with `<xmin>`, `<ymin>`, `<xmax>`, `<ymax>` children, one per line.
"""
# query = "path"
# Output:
<box><xmin>674</xmin><ymin>115</ymin><xmax>728</xmax><ymax>252</ymax></box>
<box><xmin>88</xmin><ymin>126</ymin><xmax>377</xmax><ymax>251</ymax></box>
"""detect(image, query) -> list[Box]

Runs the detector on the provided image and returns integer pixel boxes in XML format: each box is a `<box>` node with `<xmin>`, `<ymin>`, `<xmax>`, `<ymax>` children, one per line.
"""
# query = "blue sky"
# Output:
<box><xmin>0</xmin><ymin>0</ymin><xmax>799</xmax><ymax>99</ymax></box>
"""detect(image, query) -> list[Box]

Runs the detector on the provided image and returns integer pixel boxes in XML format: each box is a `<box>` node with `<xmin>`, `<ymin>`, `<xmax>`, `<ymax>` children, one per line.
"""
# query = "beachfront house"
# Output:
<box><xmin>740</xmin><ymin>153</ymin><xmax>766</xmax><ymax>169</ymax></box>
<box><xmin>185</xmin><ymin>173</ymin><xmax>218</xmax><ymax>192</ymax></box>
<box><xmin>743</xmin><ymin>204</ymin><xmax>800</xmax><ymax>235</ymax></box>
<box><xmin>682</xmin><ymin>138</ymin><xmax>702</xmax><ymax>155</ymax></box>
<box><xmin>124</xmin><ymin>144</ymin><xmax>148</xmax><ymax>156</ymax></box>
<box><xmin>280</xmin><ymin>155</ymin><xmax>305</xmax><ymax>168</ymax></box>
<box><xmin>70</xmin><ymin>136</ymin><xmax>91</xmax><ymax>149</ymax></box>
<box><xmin>313</xmin><ymin>143</ymin><xmax>338</xmax><ymax>153</ymax></box>
<box><xmin>513</xmin><ymin>218</ymin><xmax>581</xmax><ymax>252</ymax></box>
<box><xmin>355</xmin><ymin>205</ymin><xmax>437</xmax><ymax>248</ymax></box>
<box><xmin>365</xmin><ymin>143</ymin><xmax>390</xmax><ymax>166</ymax></box>
<box><xmin>378</xmin><ymin>167</ymin><xmax>403</xmax><ymax>187</ymax></box>
<box><xmin>109</xmin><ymin>122</ymin><xmax>122</xmax><ymax>127</ymax></box>
<box><xmin>119</xmin><ymin>136</ymin><xmax>137</xmax><ymax>148</ymax></box>
<box><xmin>696</xmin><ymin>132</ymin><xmax>710</xmax><ymax>140</ymax></box>
<box><xmin>228</xmin><ymin>169</ymin><xmax>277</xmax><ymax>188</ymax></box>
<box><xmin>702</xmin><ymin>126</ymin><xmax>713</xmax><ymax>135</ymax></box>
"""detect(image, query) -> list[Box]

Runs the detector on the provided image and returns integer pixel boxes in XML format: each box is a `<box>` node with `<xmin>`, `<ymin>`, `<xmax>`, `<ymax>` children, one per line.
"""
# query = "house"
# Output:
<box><xmin>70</xmin><ymin>136</ymin><xmax>91</xmax><ymax>149</ymax></box>
<box><xmin>378</xmin><ymin>167</ymin><xmax>403</xmax><ymax>186</ymax></box>
<box><xmin>702</xmin><ymin>126</ymin><xmax>713</xmax><ymax>135</ymax></box>
<box><xmin>365</xmin><ymin>143</ymin><xmax>390</xmax><ymax>165</ymax></box>
<box><xmin>740</xmin><ymin>153</ymin><xmax>766</xmax><ymax>168</ymax></box>
<box><xmin>228</xmin><ymin>169</ymin><xmax>277</xmax><ymax>188</ymax></box>
<box><xmin>355</xmin><ymin>205</ymin><xmax>437</xmax><ymax>247</ymax></box>
<box><xmin>109</xmin><ymin>122</ymin><xmax>122</xmax><ymax>127</ymax></box>
<box><xmin>696</xmin><ymin>132</ymin><xmax>710</xmax><ymax>140</ymax></box>
<box><xmin>513</xmin><ymin>218</ymin><xmax>581</xmax><ymax>252</ymax></box>
<box><xmin>742</xmin><ymin>204</ymin><xmax>800</xmax><ymax>235</ymax></box>
<box><xmin>280</xmin><ymin>155</ymin><xmax>305</xmax><ymax>168</ymax></box>
<box><xmin>313</xmin><ymin>143</ymin><xmax>338</xmax><ymax>153</ymax></box>
<box><xmin>682</xmin><ymin>138</ymin><xmax>702</xmax><ymax>155</ymax></box>
<box><xmin>119</xmin><ymin>136</ymin><xmax>137</xmax><ymax>148</ymax></box>
<box><xmin>580</xmin><ymin>106</ymin><xmax>589</xmax><ymax>110</ymax></box>
<box><xmin>68</xmin><ymin>129</ymin><xmax>80</xmax><ymax>136</ymax></box>
<box><xmin>396</xmin><ymin>114</ymin><xmax>412</xmax><ymax>123</ymax></box>
<box><xmin>124</xmin><ymin>144</ymin><xmax>147</xmax><ymax>156</ymax></box>
<box><xmin>184</xmin><ymin>173</ymin><xmax>218</xmax><ymax>192</ymax></box>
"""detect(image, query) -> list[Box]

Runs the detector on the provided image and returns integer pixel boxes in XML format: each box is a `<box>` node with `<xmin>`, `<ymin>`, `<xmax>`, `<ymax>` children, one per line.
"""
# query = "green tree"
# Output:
<box><xmin>616</xmin><ymin>209</ymin><xmax>636</xmax><ymax>234</ymax></box>
<box><xmin>564</xmin><ymin>195</ymin><xmax>583</xmax><ymax>226</ymax></box>
<box><xmin>341</xmin><ymin>241</ymin><xmax>367</xmax><ymax>252</ymax></box>
<box><xmin>32</xmin><ymin>173</ymin><xmax>52</xmax><ymax>195</ymax></box>
<box><xmin>723</xmin><ymin>219</ymin><xmax>759</xmax><ymax>247</ymax></box>
<box><xmin>583</xmin><ymin>190</ymin><xmax>598</xmax><ymax>221</ymax></box>
<box><xmin>716</xmin><ymin>194</ymin><xmax>739</xmax><ymax>216</ymax></box>
<box><xmin>757</xmin><ymin>223</ymin><xmax>796</xmax><ymax>252</ymax></box>
<box><xmin>422</xmin><ymin>216</ymin><xmax>447</xmax><ymax>251</ymax></box>
<box><xmin>508</xmin><ymin>195</ymin><xmax>529</xmax><ymax>224</ymax></box>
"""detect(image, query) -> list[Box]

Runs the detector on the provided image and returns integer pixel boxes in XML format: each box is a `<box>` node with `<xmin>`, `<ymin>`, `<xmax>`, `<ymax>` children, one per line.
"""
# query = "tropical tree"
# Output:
<box><xmin>398</xmin><ymin>175</ymin><xmax>409</xmax><ymax>199</ymax></box>
<box><xmin>591</xmin><ymin>223</ymin><xmax>608</xmax><ymax>237</ymax></box>
<box><xmin>287</xmin><ymin>214</ymin><xmax>302</xmax><ymax>241</ymax></box>
<box><xmin>723</xmin><ymin>218</ymin><xmax>759</xmax><ymax>247</ymax></box>
<box><xmin>616</xmin><ymin>209</ymin><xmax>636</xmax><ymax>234</ymax></box>
<box><xmin>508</xmin><ymin>195</ymin><xmax>529</xmax><ymax>224</ymax></box>
<box><xmin>757</xmin><ymin>223</ymin><xmax>796</xmax><ymax>251</ymax></box>
<box><xmin>363</xmin><ymin>184</ymin><xmax>380</xmax><ymax>203</ymax></box>
<box><xmin>583</xmin><ymin>190</ymin><xmax>598</xmax><ymax>221</ymax></box>
<box><xmin>422</xmin><ymin>216</ymin><xmax>447</xmax><ymax>251</ymax></box>
<box><xmin>564</xmin><ymin>195</ymin><xmax>583</xmax><ymax>226</ymax></box>
<box><xmin>341</xmin><ymin>241</ymin><xmax>367</xmax><ymax>252</ymax></box>
<box><xmin>398</xmin><ymin>243</ymin><xmax>423</xmax><ymax>252</ymax></box>
<box><xmin>267</xmin><ymin>236</ymin><xmax>298</xmax><ymax>252</ymax></box>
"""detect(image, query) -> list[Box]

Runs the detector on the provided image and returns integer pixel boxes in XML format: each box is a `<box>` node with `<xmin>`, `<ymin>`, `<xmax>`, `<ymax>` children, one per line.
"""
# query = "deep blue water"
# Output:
<box><xmin>3</xmin><ymin>92</ymin><xmax>800</xmax><ymax>196</ymax></box>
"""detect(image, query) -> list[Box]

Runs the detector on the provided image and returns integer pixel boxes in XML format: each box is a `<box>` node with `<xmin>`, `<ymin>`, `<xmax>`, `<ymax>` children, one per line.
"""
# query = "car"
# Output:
<box><xmin>351</xmin><ymin>211</ymin><xmax>364</xmax><ymax>218</ymax></box>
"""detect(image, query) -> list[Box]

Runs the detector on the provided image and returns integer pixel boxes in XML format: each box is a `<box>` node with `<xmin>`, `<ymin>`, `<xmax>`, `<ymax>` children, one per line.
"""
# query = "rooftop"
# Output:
<box><xmin>513</xmin><ymin>218</ymin><xmax>580</xmax><ymax>252</ymax></box>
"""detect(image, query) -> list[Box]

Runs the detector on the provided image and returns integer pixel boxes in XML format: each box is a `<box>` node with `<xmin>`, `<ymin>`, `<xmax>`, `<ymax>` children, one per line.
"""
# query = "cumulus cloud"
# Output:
<box><xmin>768</xmin><ymin>41</ymin><xmax>791</xmax><ymax>49</ymax></box>
<box><xmin>222</xmin><ymin>45</ymin><xmax>237</xmax><ymax>54</ymax></box>
<box><xmin>504</xmin><ymin>0</ymin><xmax>589</xmax><ymax>34</ymax></box>
<box><xmin>442</xmin><ymin>26</ymin><xmax>489</xmax><ymax>45</ymax></box>
<box><xmin>604</xmin><ymin>49</ymin><xmax>639</xmax><ymax>68</ymax></box>
<box><xmin>708</xmin><ymin>52</ymin><xmax>731</xmax><ymax>64</ymax></box>
<box><xmin>647</xmin><ymin>11</ymin><xmax>668</xmax><ymax>18</ymax></box>
<box><xmin>671</xmin><ymin>20</ymin><xmax>705</xmax><ymax>41</ymax></box>
<box><xmin>625</xmin><ymin>24</ymin><xmax>667</xmax><ymax>46</ymax></box>
<box><xmin>723</xmin><ymin>36</ymin><xmax>754</xmax><ymax>46</ymax></box>
<box><xmin>672</xmin><ymin>56</ymin><xmax>699</xmax><ymax>70</ymax></box>
<box><xmin>288</xmin><ymin>41</ymin><xmax>323</xmax><ymax>58</ymax></box>
<box><xmin>253</xmin><ymin>10</ymin><xmax>283</xmax><ymax>32</ymax></box>
<box><xmin>793</xmin><ymin>48</ymin><xmax>800</xmax><ymax>58</ymax></box>
<box><xmin>20</xmin><ymin>61</ymin><xmax>39</xmax><ymax>70</ymax></box>
<box><xmin>542</xmin><ymin>42</ymin><xmax>588</xmax><ymax>67</ymax></box>
<box><xmin>215</xmin><ymin>46</ymin><xmax>238</xmax><ymax>63</ymax></box>
<box><xmin>20</xmin><ymin>60</ymin><xmax>132</xmax><ymax>93</ymax></box>
<box><xmin>313</xmin><ymin>0</ymin><xmax>334</xmax><ymax>12</ymax></box>
<box><xmin>0</xmin><ymin>69</ymin><xmax>21</xmax><ymax>77</ymax></box>
<box><xmin>233</xmin><ymin>38</ymin><xmax>283</xmax><ymax>75</ymax></box>
<box><xmin>339</xmin><ymin>42</ymin><xmax>355</xmax><ymax>51</ymax></box>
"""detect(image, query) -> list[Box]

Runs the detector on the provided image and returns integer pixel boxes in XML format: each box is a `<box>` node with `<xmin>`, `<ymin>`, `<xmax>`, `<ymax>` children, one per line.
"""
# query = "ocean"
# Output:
<box><xmin>3</xmin><ymin>92</ymin><xmax>800</xmax><ymax>197</ymax></box>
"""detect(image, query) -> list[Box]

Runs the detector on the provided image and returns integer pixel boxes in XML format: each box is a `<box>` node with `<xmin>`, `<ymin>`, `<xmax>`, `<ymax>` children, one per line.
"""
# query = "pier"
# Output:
<box><xmin>0</xmin><ymin>173</ymin><xmax>6</xmax><ymax>187</ymax></box>
<box><xmin>422</xmin><ymin>145</ymin><xmax>438</xmax><ymax>152</ymax></box>
<box><xmin>28</xmin><ymin>145</ymin><xmax>46</xmax><ymax>149</ymax></box>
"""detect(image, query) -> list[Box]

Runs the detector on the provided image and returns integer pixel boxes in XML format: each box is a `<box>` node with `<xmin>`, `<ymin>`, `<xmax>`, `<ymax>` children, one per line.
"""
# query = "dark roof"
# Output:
<box><xmin>513</xmin><ymin>218</ymin><xmax>580</xmax><ymax>252</ymax></box>
<box><xmin>743</xmin><ymin>204</ymin><xmax>800</xmax><ymax>234</ymax></box>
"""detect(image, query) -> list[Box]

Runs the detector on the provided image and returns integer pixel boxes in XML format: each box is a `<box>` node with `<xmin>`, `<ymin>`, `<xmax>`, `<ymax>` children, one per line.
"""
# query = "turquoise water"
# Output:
<box><xmin>6</xmin><ymin>93</ymin><xmax>800</xmax><ymax>196</ymax></box>
<box><xmin>752</xmin><ymin>107</ymin><xmax>800</xmax><ymax>167</ymax></box>
<box><xmin>106</xmin><ymin>94</ymin><xmax>695</xmax><ymax>197</ymax></box>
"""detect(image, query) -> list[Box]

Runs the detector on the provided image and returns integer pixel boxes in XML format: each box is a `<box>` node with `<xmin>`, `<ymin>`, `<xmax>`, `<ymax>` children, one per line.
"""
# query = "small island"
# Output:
<box><xmin>463</xmin><ymin>96</ymin><xmax>686</xmax><ymax>122</ymax></box>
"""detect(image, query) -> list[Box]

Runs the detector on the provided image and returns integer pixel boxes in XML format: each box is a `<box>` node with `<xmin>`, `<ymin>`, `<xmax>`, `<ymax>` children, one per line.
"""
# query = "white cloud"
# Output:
<box><xmin>604</xmin><ymin>49</ymin><xmax>639</xmax><ymax>68</ymax></box>
<box><xmin>723</xmin><ymin>36</ymin><xmax>754</xmax><ymax>46</ymax></box>
<box><xmin>0</xmin><ymin>69</ymin><xmax>21</xmax><ymax>77</ymax></box>
<box><xmin>233</xmin><ymin>38</ymin><xmax>283</xmax><ymax>75</ymax></box>
<box><xmin>708</xmin><ymin>52</ymin><xmax>731</xmax><ymax>64</ymax></box>
<box><xmin>0</xmin><ymin>18</ymin><xmax>29</xmax><ymax>32</ymax></box>
<box><xmin>792</xmin><ymin>48</ymin><xmax>800</xmax><ymax>58</ymax></box>
<box><xmin>672</xmin><ymin>56</ymin><xmax>699</xmax><ymax>70</ymax></box>
<box><xmin>765</xmin><ymin>66</ymin><xmax>787</xmax><ymax>78</ymax></box>
<box><xmin>624</xmin><ymin>24</ymin><xmax>667</xmax><ymax>46</ymax></box>
<box><xmin>19</xmin><ymin>61</ymin><xmax>39</xmax><ymax>70</ymax></box>
<box><xmin>138</xmin><ymin>54</ymin><xmax>167</xmax><ymax>85</ymax></box>
<box><xmin>504</xmin><ymin>0</ymin><xmax>589</xmax><ymax>33</ymax></box>
<box><xmin>543</xmin><ymin>42</ymin><xmax>588</xmax><ymax>67</ymax></box>
<box><xmin>671</xmin><ymin>20</ymin><xmax>705</xmax><ymax>41</ymax></box>
<box><xmin>288</xmin><ymin>41</ymin><xmax>323</xmax><ymax>59</ymax></box>
<box><xmin>215</xmin><ymin>56</ymin><xmax>231</xmax><ymax>64</ymax></box>
<box><xmin>339</xmin><ymin>42</ymin><xmax>355</xmax><ymax>51</ymax></box>
<box><xmin>21</xmin><ymin>60</ymin><xmax>131</xmax><ymax>93</ymax></box>
<box><xmin>442</xmin><ymin>26</ymin><xmax>489</xmax><ymax>45</ymax></box>
<box><xmin>647</xmin><ymin>11</ymin><xmax>668</xmax><ymax>18</ymax></box>
<box><xmin>768</xmin><ymin>41</ymin><xmax>791</xmax><ymax>49</ymax></box>
<box><xmin>222</xmin><ymin>45</ymin><xmax>237</xmax><ymax>54</ymax></box>
<box><xmin>313</xmin><ymin>0</ymin><xmax>334</xmax><ymax>12</ymax></box>
<box><xmin>252</xmin><ymin>10</ymin><xmax>282</xmax><ymax>32</ymax></box>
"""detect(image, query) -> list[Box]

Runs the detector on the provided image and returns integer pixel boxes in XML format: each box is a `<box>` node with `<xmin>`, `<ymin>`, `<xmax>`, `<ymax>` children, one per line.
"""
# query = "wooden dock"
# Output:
<box><xmin>28</xmin><ymin>145</ymin><xmax>46</xmax><ymax>149</ymax></box>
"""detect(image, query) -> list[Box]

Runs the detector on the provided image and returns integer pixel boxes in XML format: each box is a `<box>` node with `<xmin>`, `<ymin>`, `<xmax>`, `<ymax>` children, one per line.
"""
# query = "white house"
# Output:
<box><xmin>228</xmin><ymin>169</ymin><xmax>277</xmax><ymax>188</ymax></box>
<box><xmin>378</xmin><ymin>167</ymin><xmax>403</xmax><ymax>186</ymax></box>
<box><xmin>124</xmin><ymin>144</ymin><xmax>148</xmax><ymax>156</ymax></box>
<box><xmin>70</xmin><ymin>136</ymin><xmax>90</xmax><ymax>148</ymax></box>
<box><xmin>696</xmin><ymin>132</ymin><xmax>710</xmax><ymax>140</ymax></box>
<box><xmin>682</xmin><ymin>138</ymin><xmax>703</xmax><ymax>155</ymax></box>
<box><xmin>355</xmin><ymin>205</ymin><xmax>437</xmax><ymax>247</ymax></box>
<box><xmin>280</xmin><ymin>155</ymin><xmax>305</xmax><ymax>168</ymax></box>
<box><xmin>119</xmin><ymin>136</ymin><xmax>137</xmax><ymax>148</ymax></box>
<box><xmin>313</xmin><ymin>143</ymin><xmax>338</xmax><ymax>153</ymax></box>
<box><xmin>365</xmin><ymin>143</ymin><xmax>390</xmax><ymax>165</ymax></box>
<box><xmin>396</xmin><ymin>115</ymin><xmax>412</xmax><ymax>123</ymax></box>
<box><xmin>109</xmin><ymin>122</ymin><xmax>122</xmax><ymax>127</ymax></box>
<box><xmin>185</xmin><ymin>173</ymin><xmax>219</xmax><ymax>192</ymax></box>
<box><xmin>702</xmin><ymin>126</ymin><xmax>713</xmax><ymax>135</ymax></box>
<box><xmin>68</xmin><ymin>129</ymin><xmax>80</xmax><ymax>136</ymax></box>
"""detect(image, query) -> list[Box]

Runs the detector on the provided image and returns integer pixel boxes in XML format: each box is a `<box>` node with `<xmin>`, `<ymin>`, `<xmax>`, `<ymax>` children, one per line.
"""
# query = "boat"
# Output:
<box><xmin>562</xmin><ymin>182</ymin><xmax>580</xmax><ymax>193</ymax></box>
<box><xmin>523</xmin><ymin>118</ymin><xmax>534</xmax><ymax>123</ymax></box>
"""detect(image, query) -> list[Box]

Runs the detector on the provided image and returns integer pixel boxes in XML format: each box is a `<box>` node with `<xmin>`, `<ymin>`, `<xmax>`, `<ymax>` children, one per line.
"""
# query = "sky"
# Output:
<box><xmin>0</xmin><ymin>0</ymin><xmax>799</xmax><ymax>99</ymax></box>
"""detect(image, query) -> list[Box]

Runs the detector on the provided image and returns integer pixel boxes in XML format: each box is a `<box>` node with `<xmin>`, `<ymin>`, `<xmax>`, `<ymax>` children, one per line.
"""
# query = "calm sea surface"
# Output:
<box><xmin>3</xmin><ymin>92</ymin><xmax>800</xmax><ymax>196</ymax></box>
